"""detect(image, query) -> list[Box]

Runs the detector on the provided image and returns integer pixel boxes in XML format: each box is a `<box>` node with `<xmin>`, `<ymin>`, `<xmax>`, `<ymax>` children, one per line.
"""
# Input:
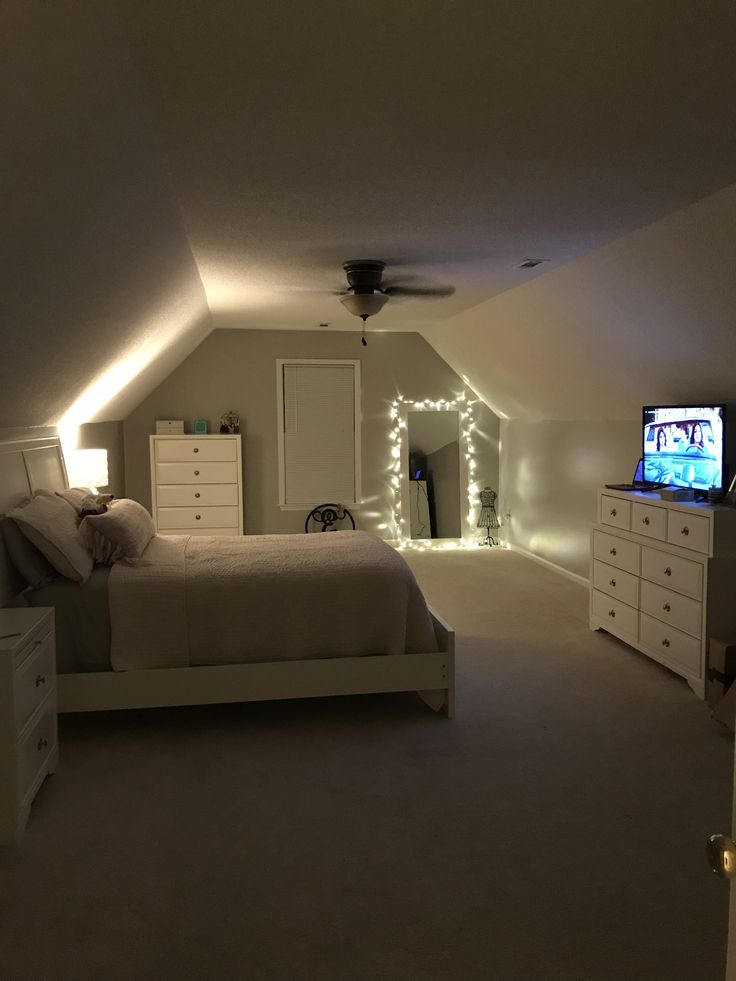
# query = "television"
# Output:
<box><xmin>642</xmin><ymin>404</ymin><xmax>726</xmax><ymax>492</ymax></box>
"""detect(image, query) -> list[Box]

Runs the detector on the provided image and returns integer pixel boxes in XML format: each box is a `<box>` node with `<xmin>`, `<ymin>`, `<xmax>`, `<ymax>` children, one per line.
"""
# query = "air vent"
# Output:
<box><xmin>516</xmin><ymin>259</ymin><xmax>549</xmax><ymax>270</ymax></box>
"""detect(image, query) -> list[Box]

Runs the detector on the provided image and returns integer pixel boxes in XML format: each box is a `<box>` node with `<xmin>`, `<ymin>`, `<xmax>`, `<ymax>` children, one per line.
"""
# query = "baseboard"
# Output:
<box><xmin>507</xmin><ymin>542</ymin><xmax>589</xmax><ymax>588</ymax></box>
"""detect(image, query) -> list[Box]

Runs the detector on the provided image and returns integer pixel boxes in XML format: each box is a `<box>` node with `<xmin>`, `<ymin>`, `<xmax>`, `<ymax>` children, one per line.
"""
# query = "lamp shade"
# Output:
<box><xmin>68</xmin><ymin>448</ymin><xmax>109</xmax><ymax>491</ymax></box>
<box><xmin>340</xmin><ymin>292</ymin><xmax>389</xmax><ymax>319</ymax></box>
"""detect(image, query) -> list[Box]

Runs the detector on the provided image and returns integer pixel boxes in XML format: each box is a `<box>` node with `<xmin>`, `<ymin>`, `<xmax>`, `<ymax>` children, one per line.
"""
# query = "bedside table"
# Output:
<box><xmin>0</xmin><ymin>607</ymin><xmax>57</xmax><ymax>844</ymax></box>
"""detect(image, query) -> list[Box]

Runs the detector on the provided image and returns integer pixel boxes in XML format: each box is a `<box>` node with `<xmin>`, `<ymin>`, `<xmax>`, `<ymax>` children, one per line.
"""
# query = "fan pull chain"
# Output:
<box><xmin>361</xmin><ymin>314</ymin><xmax>368</xmax><ymax>346</ymax></box>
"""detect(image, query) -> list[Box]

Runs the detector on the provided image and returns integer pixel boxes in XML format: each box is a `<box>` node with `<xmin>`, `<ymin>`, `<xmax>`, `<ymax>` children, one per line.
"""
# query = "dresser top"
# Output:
<box><xmin>0</xmin><ymin>607</ymin><xmax>53</xmax><ymax>653</ymax></box>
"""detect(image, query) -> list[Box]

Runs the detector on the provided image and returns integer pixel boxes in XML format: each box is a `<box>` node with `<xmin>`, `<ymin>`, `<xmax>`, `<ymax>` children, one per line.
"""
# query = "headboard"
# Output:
<box><xmin>0</xmin><ymin>432</ymin><xmax>68</xmax><ymax>606</ymax></box>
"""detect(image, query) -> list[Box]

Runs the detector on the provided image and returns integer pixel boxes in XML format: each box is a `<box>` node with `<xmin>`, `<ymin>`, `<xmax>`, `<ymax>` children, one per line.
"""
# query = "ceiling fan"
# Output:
<box><xmin>336</xmin><ymin>260</ymin><xmax>455</xmax><ymax>345</ymax></box>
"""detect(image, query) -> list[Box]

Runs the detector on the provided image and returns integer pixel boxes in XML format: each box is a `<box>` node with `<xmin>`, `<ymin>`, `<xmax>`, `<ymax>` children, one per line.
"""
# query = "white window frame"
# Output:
<box><xmin>276</xmin><ymin>358</ymin><xmax>362</xmax><ymax>510</ymax></box>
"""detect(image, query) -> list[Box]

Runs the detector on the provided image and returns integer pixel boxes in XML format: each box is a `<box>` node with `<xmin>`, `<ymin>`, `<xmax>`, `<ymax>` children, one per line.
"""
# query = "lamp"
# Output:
<box><xmin>339</xmin><ymin>292</ymin><xmax>389</xmax><ymax>320</ymax></box>
<box><xmin>68</xmin><ymin>448</ymin><xmax>109</xmax><ymax>492</ymax></box>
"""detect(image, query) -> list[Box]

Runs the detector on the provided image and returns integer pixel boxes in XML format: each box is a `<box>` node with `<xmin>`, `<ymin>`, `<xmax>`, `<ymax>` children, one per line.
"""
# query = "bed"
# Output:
<box><xmin>0</xmin><ymin>432</ymin><xmax>454</xmax><ymax>717</ymax></box>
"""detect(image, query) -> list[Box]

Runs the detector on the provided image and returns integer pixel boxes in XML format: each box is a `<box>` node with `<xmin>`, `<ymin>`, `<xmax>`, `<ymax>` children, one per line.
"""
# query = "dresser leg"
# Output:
<box><xmin>687</xmin><ymin>678</ymin><xmax>706</xmax><ymax>700</ymax></box>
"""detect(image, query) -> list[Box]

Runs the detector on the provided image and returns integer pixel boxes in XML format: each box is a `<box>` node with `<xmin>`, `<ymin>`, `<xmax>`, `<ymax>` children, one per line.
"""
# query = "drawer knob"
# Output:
<box><xmin>609</xmin><ymin>578</ymin><xmax>616</xmax><ymax>587</ymax></box>
<box><xmin>195</xmin><ymin>514</ymin><xmax>202</xmax><ymax>520</ymax></box>
<box><xmin>664</xmin><ymin>567</ymin><xmax>672</xmax><ymax>576</ymax></box>
<box><xmin>194</xmin><ymin>470</ymin><xmax>200</xmax><ymax>476</ymax></box>
<box><xmin>610</xmin><ymin>508</ymin><xmax>617</xmax><ymax>517</ymax></box>
<box><xmin>643</xmin><ymin>516</ymin><xmax>650</xmax><ymax>526</ymax></box>
<box><xmin>663</xmin><ymin>602</ymin><xmax>671</xmax><ymax>612</ymax></box>
<box><xmin>37</xmin><ymin>737</ymin><xmax>48</xmax><ymax>752</ymax></box>
<box><xmin>195</xmin><ymin>492</ymin><xmax>201</xmax><ymax>498</ymax></box>
<box><xmin>610</xmin><ymin>547</ymin><xmax>617</xmax><ymax>556</ymax></box>
<box><xmin>681</xmin><ymin>526</ymin><xmax>690</xmax><ymax>536</ymax></box>
<box><xmin>193</xmin><ymin>447</ymin><xmax>199</xmax><ymax>453</ymax></box>
<box><xmin>35</xmin><ymin>674</ymin><xmax>46</xmax><ymax>687</ymax></box>
<box><xmin>662</xmin><ymin>638</ymin><xmax>670</xmax><ymax>648</ymax></box>
<box><xmin>608</xmin><ymin>609</ymin><xmax>616</xmax><ymax>618</ymax></box>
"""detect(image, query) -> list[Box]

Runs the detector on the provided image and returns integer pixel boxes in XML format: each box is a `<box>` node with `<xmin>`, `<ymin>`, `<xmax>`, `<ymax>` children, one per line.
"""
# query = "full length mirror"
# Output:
<box><xmin>406</xmin><ymin>411</ymin><xmax>461</xmax><ymax>539</ymax></box>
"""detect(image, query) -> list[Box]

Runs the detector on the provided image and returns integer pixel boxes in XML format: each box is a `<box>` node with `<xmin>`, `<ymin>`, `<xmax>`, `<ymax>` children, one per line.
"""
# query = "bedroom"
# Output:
<box><xmin>2</xmin><ymin>2</ymin><xmax>736</xmax><ymax>979</ymax></box>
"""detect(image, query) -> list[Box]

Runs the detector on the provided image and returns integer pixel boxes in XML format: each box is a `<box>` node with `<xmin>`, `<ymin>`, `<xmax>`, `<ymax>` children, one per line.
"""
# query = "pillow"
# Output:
<box><xmin>0</xmin><ymin>516</ymin><xmax>58</xmax><ymax>590</ymax></box>
<box><xmin>80</xmin><ymin>499</ymin><xmax>155</xmax><ymax>565</ymax></box>
<box><xmin>55</xmin><ymin>487</ymin><xmax>95</xmax><ymax>514</ymax></box>
<box><xmin>7</xmin><ymin>494</ymin><xmax>93</xmax><ymax>583</ymax></box>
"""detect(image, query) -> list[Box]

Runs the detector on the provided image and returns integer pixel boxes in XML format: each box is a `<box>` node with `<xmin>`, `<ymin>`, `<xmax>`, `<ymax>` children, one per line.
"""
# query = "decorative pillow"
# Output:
<box><xmin>55</xmin><ymin>487</ymin><xmax>95</xmax><ymax>514</ymax></box>
<box><xmin>80</xmin><ymin>499</ymin><xmax>155</xmax><ymax>565</ymax></box>
<box><xmin>7</xmin><ymin>494</ymin><xmax>93</xmax><ymax>583</ymax></box>
<box><xmin>0</xmin><ymin>516</ymin><xmax>58</xmax><ymax>590</ymax></box>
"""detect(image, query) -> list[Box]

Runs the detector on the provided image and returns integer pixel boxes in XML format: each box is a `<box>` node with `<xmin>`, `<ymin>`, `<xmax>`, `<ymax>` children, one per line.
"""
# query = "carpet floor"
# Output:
<box><xmin>0</xmin><ymin>548</ymin><xmax>732</xmax><ymax>981</ymax></box>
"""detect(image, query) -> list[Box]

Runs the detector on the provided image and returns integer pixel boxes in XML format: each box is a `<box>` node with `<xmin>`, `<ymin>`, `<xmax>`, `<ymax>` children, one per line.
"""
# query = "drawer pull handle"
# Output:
<box><xmin>195</xmin><ymin>514</ymin><xmax>202</xmax><ymax>520</ymax></box>
<box><xmin>610</xmin><ymin>508</ymin><xmax>617</xmax><ymax>517</ymax></box>
<box><xmin>37</xmin><ymin>737</ymin><xmax>48</xmax><ymax>752</ymax></box>
<box><xmin>193</xmin><ymin>447</ymin><xmax>199</xmax><ymax>453</ymax></box>
<box><xmin>643</xmin><ymin>516</ymin><xmax>650</xmax><ymax>526</ymax></box>
<box><xmin>35</xmin><ymin>674</ymin><xmax>46</xmax><ymax>687</ymax></box>
<box><xmin>681</xmin><ymin>526</ymin><xmax>690</xmax><ymax>536</ymax></box>
<box><xmin>195</xmin><ymin>493</ymin><xmax>201</xmax><ymax>499</ymax></box>
<box><xmin>609</xmin><ymin>547</ymin><xmax>617</xmax><ymax>556</ymax></box>
<box><xmin>662</xmin><ymin>638</ymin><xmax>670</xmax><ymax>648</ymax></box>
<box><xmin>664</xmin><ymin>567</ymin><xmax>672</xmax><ymax>576</ymax></box>
<box><xmin>608</xmin><ymin>609</ymin><xmax>616</xmax><ymax>618</ymax></box>
<box><xmin>194</xmin><ymin>470</ymin><xmax>200</xmax><ymax>476</ymax></box>
<box><xmin>663</xmin><ymin>602</ymin><xmax>671</xmax><ymax>612</ymax></box>
<box><xmin>609</xmin><ymin>579</ymin><xmax>616</xmax><ymax>587</ymax></box>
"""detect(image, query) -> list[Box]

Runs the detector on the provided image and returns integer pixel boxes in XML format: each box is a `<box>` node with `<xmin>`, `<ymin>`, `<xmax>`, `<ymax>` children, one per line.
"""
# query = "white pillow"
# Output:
<box><xmin>7</xmin><ymin>494</ymin><xmax>93</xmax><ymax>583</ymax></box>
<box><xmin>55</xmin><ymin>487</ymin><xmax>95</xmax><ymax>513</ymax></box>
<box><xmin>80</xmin><ymin>499</ymin><xmax>155</xmax><ymax>565</ymax></box>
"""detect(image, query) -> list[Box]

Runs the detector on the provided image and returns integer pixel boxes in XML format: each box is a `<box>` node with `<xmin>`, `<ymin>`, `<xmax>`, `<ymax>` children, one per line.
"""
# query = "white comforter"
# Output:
<box><xmin>108</xmin><ymin>531</ymin><xmax>437</xmax><ymax>671</ymax></box>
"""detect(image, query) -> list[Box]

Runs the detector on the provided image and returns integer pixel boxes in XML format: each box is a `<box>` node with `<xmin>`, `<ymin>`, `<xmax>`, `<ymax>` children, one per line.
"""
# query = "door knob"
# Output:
<box><xmin>707</xmin><ymin>834</ymin><xmax>736</xmax><ymax>878</ymax></box>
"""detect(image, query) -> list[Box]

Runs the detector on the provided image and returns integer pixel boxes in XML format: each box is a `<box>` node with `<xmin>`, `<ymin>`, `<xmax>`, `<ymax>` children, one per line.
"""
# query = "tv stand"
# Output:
<box><xmin>589</xmin><ymin>488</ymin><xmax>736</xmax><ymax>699</ymax></box>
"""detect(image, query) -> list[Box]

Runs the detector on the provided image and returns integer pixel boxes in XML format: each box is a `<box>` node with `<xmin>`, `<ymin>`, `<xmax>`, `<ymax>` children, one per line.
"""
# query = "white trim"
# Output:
<box><xmin>508</xmin><ymin>542</ymin><xmax>589</xmax><ymax>588</ymax></box>
<box><xmin>275</xmin><ymin>359</ymin><xmax>362</xmax><ymax>509</ymax></box>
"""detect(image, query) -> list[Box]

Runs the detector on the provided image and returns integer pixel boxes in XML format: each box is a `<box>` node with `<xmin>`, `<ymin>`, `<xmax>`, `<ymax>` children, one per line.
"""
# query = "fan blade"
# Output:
<box><xmin>384</xmin><ymin>284</ymin><xmax>455</xmax><ymax>298</ymax></box>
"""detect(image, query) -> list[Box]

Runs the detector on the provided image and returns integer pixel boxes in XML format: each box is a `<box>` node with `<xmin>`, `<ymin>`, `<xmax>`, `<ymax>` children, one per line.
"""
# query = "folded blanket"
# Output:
<box><xmin>109</xmin><ymin>531</ymin><xmax>437</xmax><ymax>671</ymax></box>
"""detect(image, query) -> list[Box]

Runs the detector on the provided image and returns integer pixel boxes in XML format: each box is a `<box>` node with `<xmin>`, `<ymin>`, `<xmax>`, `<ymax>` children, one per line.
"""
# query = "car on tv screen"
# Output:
<box><xmin>643</xmin><ymin>413</ymin><xmax>722</xmax><ymax>490</ymax></box>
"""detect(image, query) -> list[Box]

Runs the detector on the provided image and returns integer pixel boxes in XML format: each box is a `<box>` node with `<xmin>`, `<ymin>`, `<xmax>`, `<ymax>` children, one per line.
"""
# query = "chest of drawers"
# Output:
<box><xmin>590</xmin><ymin>489</ymin><xmax>736</xmax><ymax>698</ymax></box>
<box><xmin>150</xmin><ymin>435</ymin><xmax>244</xmax><ymax>536</ymax></box>
<box><xmin>0</xmin><ymin>607</ymin><xmax>57</xmax><ymax>843</ymax></box>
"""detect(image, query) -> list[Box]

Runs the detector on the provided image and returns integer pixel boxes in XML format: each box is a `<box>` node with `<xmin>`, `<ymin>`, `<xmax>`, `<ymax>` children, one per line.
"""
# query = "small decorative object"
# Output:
<box><xmin>477</xmin><ymin>486</ymin><xmax>500</xmax><ymax>547</ymax></box>
<box><xmin>155</xmin><ymin>419</ymin><xmax>184</xmax><ymax>435</ymax></box>
<box><xmin>305</xmin><ymin>503</ymin><xmax>356</xmax><ymax>533</ymax></box>
<box><xmin>725</xmin><ymin>473</ymin><xmax>736</xmax><ymax>508</ymax></box>
<box><xmin>219</xmin><ymin>410</ymin><xmax>240</xmax><ymax>434</ymax></box>
<box><xmin>193</xmin><ymin>419</ymin><xmax>208</xmax><ymax>435</ymax></box>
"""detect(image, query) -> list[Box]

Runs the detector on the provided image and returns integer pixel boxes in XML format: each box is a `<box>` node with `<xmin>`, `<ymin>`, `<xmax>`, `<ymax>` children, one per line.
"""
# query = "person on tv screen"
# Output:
<box><xmin>689</xmin><ymin>422</ymin><xmax>706</xmax><ymax>452</ymax></box>
<box><xmin>656</xmin><ymin>428</ymin><xmax>667</xmax><ymax>451</ymax></box>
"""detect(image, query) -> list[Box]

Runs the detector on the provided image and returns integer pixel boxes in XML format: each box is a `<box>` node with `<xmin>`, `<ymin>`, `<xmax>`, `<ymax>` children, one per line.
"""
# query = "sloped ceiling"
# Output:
<box><xmin>3</xmin><ymin>2</ymin><xmax>736</xmax><ymax>428</ymax></box>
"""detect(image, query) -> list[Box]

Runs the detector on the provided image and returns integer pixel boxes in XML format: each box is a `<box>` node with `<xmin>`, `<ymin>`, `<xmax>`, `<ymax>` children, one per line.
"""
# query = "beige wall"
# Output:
<box><xmin>124</xmin><ymin>329</ymin><xmax>500</xmax><ymax>537</ymax></box>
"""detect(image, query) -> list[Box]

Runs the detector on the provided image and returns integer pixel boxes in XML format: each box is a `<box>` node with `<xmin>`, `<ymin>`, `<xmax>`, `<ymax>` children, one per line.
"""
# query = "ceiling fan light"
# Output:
<box><xmin>340</xmin><ymin>292</ymin><xmax>389</xmax><ymax>319</ymax></box>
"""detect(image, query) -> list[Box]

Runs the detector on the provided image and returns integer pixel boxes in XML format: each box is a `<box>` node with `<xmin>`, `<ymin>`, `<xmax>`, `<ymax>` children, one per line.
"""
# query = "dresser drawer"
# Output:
<box><xmin>592</xmin><ymin>561</ymin><xmax>639</xmax><ymax>608</ymax></box>
<box><xmin>640</xmin><ymin>546</ymin><xmax>703</xmax><ymax>600</ymax></box>
<box><xmin>640</xmin><ymin>580</ymin><xmax>702</xmax><ymax>639</ymax></box>
<box><xmin>592</xmin><ymin>531</ymin><xmax>640</xmax><ymax>575</ymax></box>
<box><xmin>631</xmin><ymin>502</ymin><xmax>667</xmax><ymax>541</ymax></box>
<box><xmin>157</xmin><ymin>506</ymin><xmax>240</xmax><ymax>530</ymax></box>
<box><xmin>18</xmin><ymin>699</ymin><xmax>56</xmax><ymax>806</ymax></box>
<box><xmin>155</xmin><ymin>439</ymin><xmax>237</xmax><ymax>463</ymax></box>
<box><xmin>156</xmin><ymin>483</ymin><xmax>240</xmax><ymax>507</ymax></box>
<box><xmin>14</xmin><ymin>630</ymin><xmax>55</xmax><ymax>733</ymax></box>
<box><xmin>155</xmin><ymin>462</ymin><xmax>239</xmax><ymax>485</ymax></box>
<box><xmin>639</xmin><ymin>613</ymin><xmax>701</xmax><ymax>677</ymax></box>
<box><xmin>600</xmin><ymin>495</ymin><xmax>631</xmax><ymax>531</ymax></box>
<box><xmin>666</xmin><ymin>510</ymin><xmax>710</xmax><ymax>554</ymax></box>
<box><xmin>591</xmin><ymin>589</ymin><xmax>638</xmax><ymax>638</ymax></box>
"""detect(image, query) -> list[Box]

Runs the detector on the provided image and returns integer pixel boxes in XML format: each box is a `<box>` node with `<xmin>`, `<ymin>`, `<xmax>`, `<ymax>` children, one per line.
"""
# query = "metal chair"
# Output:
<box><xmin>304</xmin><ymin>503</ymin><xmax>356</xmax><ymax>533</ymax></box>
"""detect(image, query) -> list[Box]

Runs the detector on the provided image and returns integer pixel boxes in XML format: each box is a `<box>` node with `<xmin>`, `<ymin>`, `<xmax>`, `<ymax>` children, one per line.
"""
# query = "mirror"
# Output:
<box><xmin>406</xmin><ymin>411</ymin><xmax>461</xmax><ymax>539</ymax></box>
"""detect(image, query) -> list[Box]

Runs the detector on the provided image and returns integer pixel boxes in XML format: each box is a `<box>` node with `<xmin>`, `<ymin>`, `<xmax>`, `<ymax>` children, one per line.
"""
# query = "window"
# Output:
<box><xmin>276</xmin><ymin>359</ymin><xmax>361</xmax><ymax>508</ymax></box>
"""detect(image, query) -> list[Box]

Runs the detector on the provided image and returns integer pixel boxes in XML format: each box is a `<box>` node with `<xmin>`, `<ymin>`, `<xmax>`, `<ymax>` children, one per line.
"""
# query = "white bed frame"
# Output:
<box><xmin>0</xmin><ymin>431</ymin><xmax>455</xmax><ymax>718</ymax></box>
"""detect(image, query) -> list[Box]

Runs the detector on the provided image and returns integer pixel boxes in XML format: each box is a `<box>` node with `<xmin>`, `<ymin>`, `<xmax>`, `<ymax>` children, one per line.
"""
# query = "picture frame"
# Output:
<box><xmin>193</xmin><ymin>419</ymin><xmax>208</xmax><ymax>435</ymax></box>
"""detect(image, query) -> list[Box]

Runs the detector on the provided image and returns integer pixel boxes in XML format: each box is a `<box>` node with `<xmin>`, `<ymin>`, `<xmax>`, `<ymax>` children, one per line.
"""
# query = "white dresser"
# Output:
<box><xmin>0</xmin><ymin>607</ymin><xmax>57</xmax><ymax>844</ymax></box>
<box><xmin>150</xmin><ymin>435</ymin><xmax>244</xmax><ymax>536</ymax></box>
<box><xmin>590</xmin><ymin>488</ymin><xmax>736</xmax><ymax>697</ymax></box>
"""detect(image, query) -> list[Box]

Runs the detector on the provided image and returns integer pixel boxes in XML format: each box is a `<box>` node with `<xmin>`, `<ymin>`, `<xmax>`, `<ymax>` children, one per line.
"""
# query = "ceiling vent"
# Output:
<box><xmin>516</xmin><ymin>259</ymin><xmax>549</xmax><ymax>269</ymax></box>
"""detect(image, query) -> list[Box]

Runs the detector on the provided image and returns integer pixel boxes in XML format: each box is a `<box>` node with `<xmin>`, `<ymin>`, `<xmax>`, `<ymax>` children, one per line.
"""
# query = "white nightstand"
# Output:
<box><xmin>0</xmin><ymin>607</ymin><xmax>57</xmax><ymax>844</ymax></box>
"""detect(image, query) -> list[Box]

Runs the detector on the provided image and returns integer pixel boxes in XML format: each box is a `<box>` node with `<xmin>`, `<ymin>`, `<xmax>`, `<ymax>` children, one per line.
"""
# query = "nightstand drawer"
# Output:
<box><xmin>592</xmin><ymin>531</ymin><xmax>640</xmax><ymax>575</ymax></box>
<box><xmin>592</xmin><ymin>561</ymin><xmax>639</xmax><ymax>608</ymax></box>
<box><xmin>157</xmin><ymin>506</ymin><xmax>240</xmax><ymax>529</ymax></box>
<box><xmin>591</xmin><ymin>589</ymin><xmax>638</xmax><ymax>638</ymax></box>
<box><xmin>155</xmin><ymin>462</ymin><xmax>239</xmax><ymax>485</ymax></box>
<box><xmin>640</xmin><ymin>546</ymin><xmax>703</xmax><ymax>600</ymax></box>
<box><xmin>156</xmin><ymin>484</ymin><xmax>239</xmax><ymax>507</ymax></box>
<box><xmin>600</xmin><ymin>496</ymin><xmax>631</xmax><ymax>531</ymax></box>
<box><xmin>631</xmin><ymin>502</ymin><xmax>667</xmax><ymax>541</ymax></box>
<box><xmin>155</xmin><ymin>439</ymin><xmax>237</xmax><ymax>463</ymax></box>
<box><xmin>14</xmin><ymin>630</ymin><xmax>55</xmax><ymax>733</ymax></box>
<box><xmin>639</xmin><ymin>613</ymin><xmax>701</xmax><ymax>676</ymax></box>
<box><xmin>667</xmin><ymin>510</ymin><xmax>710</xmax><ymax>554</ymax></box>
<box><xmin>18</xmin><ymin>699</ymin><xmax>56</xmax><ymax>806</ymax></box>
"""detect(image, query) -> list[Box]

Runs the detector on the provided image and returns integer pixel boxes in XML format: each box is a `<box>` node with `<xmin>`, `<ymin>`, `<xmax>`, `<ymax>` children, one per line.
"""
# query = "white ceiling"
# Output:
<box><xmin>120</xmin><ymin>0</ymin><xmax>736</xmax><ymax>332</ymax></box>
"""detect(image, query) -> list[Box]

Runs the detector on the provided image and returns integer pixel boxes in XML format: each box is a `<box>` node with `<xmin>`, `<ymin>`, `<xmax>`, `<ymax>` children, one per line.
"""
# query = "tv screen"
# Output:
<box><xmin>643</xmin><ymin>405</ymin><xmax>725</xmax><ymax>491</ymax></box>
